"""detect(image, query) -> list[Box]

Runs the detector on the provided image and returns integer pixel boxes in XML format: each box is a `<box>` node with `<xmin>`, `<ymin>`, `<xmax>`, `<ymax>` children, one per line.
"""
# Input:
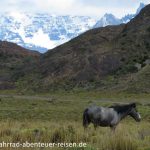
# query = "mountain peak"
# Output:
<box><xmin>103</xmin><ymin>13</ymin><xmax>115</xmax><ymax>18</ymax></box>
<box><xmin>94</xmin><ymin>2</ymin><xmax>147</xmax><ymax>28</ymax></box>
<box><xmin>136</xmin><ymin>2</ymin><xmax>146</xmax><ymax>14</ymax></box>
<box><xmin>94</xmin><ymin>13</ymin><xmax>121</xmax><ymax>28</ymax></box>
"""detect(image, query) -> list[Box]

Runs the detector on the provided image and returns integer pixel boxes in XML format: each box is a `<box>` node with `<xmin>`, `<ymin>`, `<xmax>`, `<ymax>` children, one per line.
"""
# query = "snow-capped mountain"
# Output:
<box><xmin>94</xmin><ymin>3</ymin><xmax>146</xmax><ymax>28</ymax></box>
<box><xmin>0</xmin><ymin>3</ymin><xmax>146</xmax><ymax>52</ymax></box>
<box><xmin>136</xmin><ymin>2</ymin><xmax>145</xmax><ymax>14</ymax></box>
<box><xmin>0</xmin><ymin>13</ymin><xmax>96</xmax><ymax>52</ymax></box>
<box><xmin>121</xmin><ymin>3</ymin><xmax>146</xmax><ymax>23</ymax></box>
<box><xmin>94</xmin><ymin>13</ymin><xmax>121</xmax><ymax>28</ymax></box>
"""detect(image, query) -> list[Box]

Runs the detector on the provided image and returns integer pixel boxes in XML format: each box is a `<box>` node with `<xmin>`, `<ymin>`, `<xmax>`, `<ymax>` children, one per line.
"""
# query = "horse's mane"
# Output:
<box><xmin>109</xmin><ymin>103</ymin><xmax>136</xmax><ymax>114</ymax></box>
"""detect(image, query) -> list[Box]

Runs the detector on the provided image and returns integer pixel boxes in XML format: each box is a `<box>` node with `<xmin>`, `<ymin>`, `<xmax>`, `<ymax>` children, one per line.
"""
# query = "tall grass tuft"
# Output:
<box><xmin>103</xmin><ymin>136</ymin><xmax>138</xmax><ymax>150</ymax></box>
<box><xmin>51</xmin><ymin>127</ymin><xmax>67</xmax><ymax>143</ymax></box>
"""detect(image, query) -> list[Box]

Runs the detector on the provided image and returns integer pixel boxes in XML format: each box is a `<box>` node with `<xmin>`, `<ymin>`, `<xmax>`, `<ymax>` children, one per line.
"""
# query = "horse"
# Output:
<box><xmin>83</xmin><ymin>103</ymin><xmax>141</xmax><ymax>130</ymax></box>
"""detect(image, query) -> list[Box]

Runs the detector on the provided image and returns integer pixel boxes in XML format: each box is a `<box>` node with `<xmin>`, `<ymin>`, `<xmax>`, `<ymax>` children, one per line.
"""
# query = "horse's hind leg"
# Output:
<box><xmin>83</xmin><ymin>122</ymin><xmax>90</xmax><ymax>130</ymax></box>
<box><xmin>94</xmin><ymin>124</ymin><xmax>98</xmax><ymax>130</ymax></box>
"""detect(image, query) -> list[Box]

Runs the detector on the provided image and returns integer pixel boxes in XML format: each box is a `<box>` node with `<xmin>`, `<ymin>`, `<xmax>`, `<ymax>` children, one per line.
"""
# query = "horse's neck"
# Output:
<box><xmin>119</xmin><ymin>108</ymin><xmax>131</xmax><ymax>120</ymax></box>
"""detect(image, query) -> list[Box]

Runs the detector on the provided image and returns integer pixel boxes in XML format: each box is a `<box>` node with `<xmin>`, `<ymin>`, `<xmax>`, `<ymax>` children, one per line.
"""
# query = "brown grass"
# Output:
<box><xmin>0</xmin><ymin>120</ymin><xmax>149</xmax><ymax>150</ymax></box>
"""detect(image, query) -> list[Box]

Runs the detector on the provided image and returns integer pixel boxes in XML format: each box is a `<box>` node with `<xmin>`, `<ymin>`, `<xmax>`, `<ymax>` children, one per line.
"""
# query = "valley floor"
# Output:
<box><xmin>0</xmin><ymin>91</ymin><xmax>149</xmax><ymax>150</ymax></box>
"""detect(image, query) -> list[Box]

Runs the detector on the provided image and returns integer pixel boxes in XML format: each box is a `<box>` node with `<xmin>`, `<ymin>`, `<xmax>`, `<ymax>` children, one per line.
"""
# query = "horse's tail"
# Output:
<box><xmin>83</xmin><ymin>108</ymin><xmax>90</xmax><ymax>128</ymax></box>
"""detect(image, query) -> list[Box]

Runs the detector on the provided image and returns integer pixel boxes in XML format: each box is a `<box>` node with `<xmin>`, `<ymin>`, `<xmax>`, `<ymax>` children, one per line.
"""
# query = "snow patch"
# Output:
<box><xmin>20</xmin><ymin>28</ymin><xmax>57</xmax><ymax>49</ymax></box>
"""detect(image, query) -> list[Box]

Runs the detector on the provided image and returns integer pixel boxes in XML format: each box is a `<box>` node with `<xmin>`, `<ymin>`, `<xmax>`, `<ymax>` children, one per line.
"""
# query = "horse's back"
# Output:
<box><xmin>86</xmin><ymin>106</ymin><xmax>103</xmax><ymax>119</ymax></box>
<box><xmin>86</xmin><ymin>105</ymin><xmax>119</xmax><ymax>126</ymax></box>
<box><xmin>87</xmin><ymin>105</ymin><xmax>102</xmax><ymax>114</ymax></box>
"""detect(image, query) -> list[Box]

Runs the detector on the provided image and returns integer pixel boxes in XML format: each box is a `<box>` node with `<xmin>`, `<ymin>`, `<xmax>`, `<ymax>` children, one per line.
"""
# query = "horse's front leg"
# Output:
<box><xmin>110</xmin><ymin>125</ymin><xmax>117</xmax><ymax>133</ymax></box>
<box><xmin>93</xmin><ymin>120</ymin><xmax>99</xmax><ymax>130</ymax></box>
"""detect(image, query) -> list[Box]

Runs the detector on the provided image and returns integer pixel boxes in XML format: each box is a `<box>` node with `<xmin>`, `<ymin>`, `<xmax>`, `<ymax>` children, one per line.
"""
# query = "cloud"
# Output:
<box><xmin>0</xmin><ymin>0</ymin><xmax>150</xmax><ymax>18</ymax></box>
<box><xmin>74</xmin><ymin>0</ymin><xmax>150</xmax><ymax>18</ymax></box>
<box><xmin>31</xmin><ymin>0</ymin><xmax>75</xmax><ymax>13</ymax></box>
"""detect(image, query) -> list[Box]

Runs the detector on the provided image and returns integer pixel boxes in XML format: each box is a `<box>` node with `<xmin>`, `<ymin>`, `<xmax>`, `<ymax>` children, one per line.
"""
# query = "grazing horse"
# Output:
<box><xmin>83</xmin><ymin>103</ymin><xmax>141</xmax><ymax>130</ymax></box>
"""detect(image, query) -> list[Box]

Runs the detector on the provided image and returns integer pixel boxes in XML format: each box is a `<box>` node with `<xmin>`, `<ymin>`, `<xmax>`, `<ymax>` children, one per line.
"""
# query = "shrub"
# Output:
<box><xmin>147</xmin><ymin>26</ymin><xmax>150</xmax><ymax>32</ymax></box>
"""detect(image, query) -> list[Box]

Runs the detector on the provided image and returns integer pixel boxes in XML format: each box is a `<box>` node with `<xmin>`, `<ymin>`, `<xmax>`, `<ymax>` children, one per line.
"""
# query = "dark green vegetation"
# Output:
<box><xmin>0</xmin><ymin>5</ymin><xmax>150</xmax><ymax>93</ymax></box>
<box><xmin>0</xmin><ymin>41</ymin><xmax>40</xmax><ymax>90</ymax></box>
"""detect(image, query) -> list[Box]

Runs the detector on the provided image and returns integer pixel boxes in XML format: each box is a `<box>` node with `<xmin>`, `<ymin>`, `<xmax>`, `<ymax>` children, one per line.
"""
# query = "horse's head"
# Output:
<box><xmin>129</xmin><ymin>103</ymin><xmax>141</xmax><ymax>122</ymax></box>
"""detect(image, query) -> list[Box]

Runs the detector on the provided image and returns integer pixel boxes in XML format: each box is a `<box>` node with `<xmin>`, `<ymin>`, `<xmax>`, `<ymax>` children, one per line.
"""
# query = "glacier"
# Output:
<box><xmin>0</xmin><ymin>3</ymin><xmax>146</xmax><ymax>53</ymax></box>
<box><xmin>0</xmin><ymin>12</ymin><xmax>96</xmax><ymax>53</ymax></box>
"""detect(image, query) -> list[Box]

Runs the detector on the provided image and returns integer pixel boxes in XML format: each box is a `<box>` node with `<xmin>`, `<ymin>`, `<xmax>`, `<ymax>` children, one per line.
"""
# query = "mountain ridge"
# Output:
<box><xmin>0</xmin><ymin>40</ymin><xmax>40</xmax><ymax>90</ymax></box>
<box><xmin>0</xmin><ymin>40</ymin><xmax>40</xmax><ymax>57</ymax></box>
<box><xmin>0</xmin><ymin>4</ymin><xmax>150</xmax><ymax>93</ymax></box>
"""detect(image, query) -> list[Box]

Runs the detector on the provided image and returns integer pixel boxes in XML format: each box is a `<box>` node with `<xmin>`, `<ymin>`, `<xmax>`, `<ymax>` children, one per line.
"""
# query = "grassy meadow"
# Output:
<box><xmin>0</xmin><ymin>90</ymin><xmax>149</xmax><ymax>150</ymax></box>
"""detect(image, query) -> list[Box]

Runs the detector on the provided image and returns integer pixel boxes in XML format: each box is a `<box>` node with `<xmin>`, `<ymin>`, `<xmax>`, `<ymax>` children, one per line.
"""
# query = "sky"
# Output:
<box><xmin>0</xmin><ymin>0</ymin><xmax>150</xmax><ymax>18</ymax></box>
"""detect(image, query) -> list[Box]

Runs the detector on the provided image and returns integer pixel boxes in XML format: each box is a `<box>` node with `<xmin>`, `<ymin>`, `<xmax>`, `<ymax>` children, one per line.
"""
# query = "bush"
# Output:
<box><xmin>147</xmin><ymin>26</ymin><xmax>150</xmax><ymax>32</ymax></box>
